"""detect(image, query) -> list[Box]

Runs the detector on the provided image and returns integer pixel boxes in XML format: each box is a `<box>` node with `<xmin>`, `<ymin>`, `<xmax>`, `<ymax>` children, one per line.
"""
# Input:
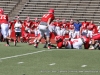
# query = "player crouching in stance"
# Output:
<box><xmin>0</xmin><ymin>8</ymin><xmax>16</xmax><ymax>46</ymax></box>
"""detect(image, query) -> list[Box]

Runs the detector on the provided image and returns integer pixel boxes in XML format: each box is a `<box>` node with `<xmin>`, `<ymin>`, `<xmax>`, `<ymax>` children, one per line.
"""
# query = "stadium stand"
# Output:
<box><xmin>10</xmin><ymin>0</ymin><xmax>100</xmax><ymax>25</ymax></box>
<box><xmin>9</xmin><ymin>0</ymin><xmax>29</xmax><ymax>20</ymax></box>
<box><xmin>0</xmin><ymin>0</ymin><xmax>100</xmax><ymax>25</ymax></box>
<box><xmin>0</xmin><ymin>0</ymin><xmax>20</xmax><ymax>16</ymax></box>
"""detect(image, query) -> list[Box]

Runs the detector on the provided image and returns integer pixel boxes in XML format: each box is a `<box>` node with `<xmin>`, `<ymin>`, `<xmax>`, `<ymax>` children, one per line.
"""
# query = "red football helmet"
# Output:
<box><xmin>48</xmin><ymin>8</ymin><xmax>54</xmax><ymax>13</ymax></box>
<box><xmin>0</xmin><ymin>8</ymin><xmax>4</xmax><ymax>14</ymax></box>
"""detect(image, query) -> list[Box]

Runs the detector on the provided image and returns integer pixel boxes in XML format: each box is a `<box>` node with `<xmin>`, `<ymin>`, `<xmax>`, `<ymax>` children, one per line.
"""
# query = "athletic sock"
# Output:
<box><xmin>6</xmin><ymin>39</ymin><xmax>9</xmax><ymax>45</ymax></box>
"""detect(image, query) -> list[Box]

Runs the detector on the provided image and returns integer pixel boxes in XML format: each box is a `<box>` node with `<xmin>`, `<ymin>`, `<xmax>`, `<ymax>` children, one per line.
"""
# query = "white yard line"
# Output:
<box><xmin>0</xmin><ymin>50</ymin><xmax>46</xmax><ymax>60</ymax></box>
<box><xmin>0</xmin><ymin>49</ymin><xmax>68</xmax><ymax>61</ymax></box>
<box><xmin>18</xmin><ymin>62</ymin><xmax>24</xmax><ymax>64</ymax></box>
<box><xmin>81</xmin><ymin>65</ymin><xmax>87</xmax><ymax>67</ymax></box>
<box><xmin>0</xmin><ymin>49</ymin><xmax>57</xmax><ymax>60</ymax></box>
<box><xmin>49</xmin><ymin>63</ymin><xmax>56</xmax><ymax>66</ymax></box>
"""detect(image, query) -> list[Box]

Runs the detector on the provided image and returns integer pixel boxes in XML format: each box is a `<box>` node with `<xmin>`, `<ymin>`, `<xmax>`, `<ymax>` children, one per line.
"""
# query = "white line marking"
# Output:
<box><xmin>0</xmin><ymin>50</ymin><xmax>46</xmax><ymax>60</ymax></box>
<box><xmin>18</xmin><ymin>62</ymin><xmax>24</xmax><ymax>64</ymax></box>
<box><xmin>0</xmin><ymin>49</ymin><xmax>68</xmax><ymax>61</ymax></box>
<box><xmin>81</xmin><ymin>65</ymin><xmax>87</xmax><ymax>67</ymax></box>
<box><xmin>0</xmin><ymin>49</ymin><xmax>57</xmax><ymax>60</ymax></box>
<box><xmin>49</xmin><ymin>63</ymin><xmax>56</xmax><ymax>66</ymax></box>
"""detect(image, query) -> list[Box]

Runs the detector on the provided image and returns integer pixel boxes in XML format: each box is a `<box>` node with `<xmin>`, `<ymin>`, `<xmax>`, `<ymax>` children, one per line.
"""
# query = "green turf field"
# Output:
<box><xmin>0</xmin><ymin>42</ymin><xmax>100</xmax><ymax>75</ymax></box>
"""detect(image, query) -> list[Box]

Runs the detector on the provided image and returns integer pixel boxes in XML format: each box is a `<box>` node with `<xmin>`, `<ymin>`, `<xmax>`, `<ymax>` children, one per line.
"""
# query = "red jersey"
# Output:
<box><xmin>92</xmin><ymin>33</ymin><xmax>100</xmax><ymax>40</ymax></box>
<box><xmin>55</xmin><ymin>35</ymin><xmax>64</xmax><ymax>41</ymax></box>
<box><xmin>9</xmin><ymin>21</ymin><xmax>13</xmax><ymax>29</ymax></box>
<box><xmin>41</xmin><ymin>13</ymin><xmax>55</xmax><ymax>23</ymax></box>
<box><xmin>61</xmin><ymin>22</ymin><xmax>68</xmax><ymax>29</ymax></box>
<box><xmin>68</xmin><ymin>22</ymin><xmax>74</xmax><ymax>30</ymax></box>
<box><xmin>32</xmin><ymin>21</ymin><xmax>39</xmax><ymax>29</ymax></box>
<box><xmin>87</xmin><ymin>23</ymin><xmax>95</xmax><ymax>30</ymax></box>
<box><xmin>81</xmin><ymin>22</ymin><xmax>89</xmax><ymax>30</ymax></box>
<box><xmin>22</xmin><ymin>31</ymin><xmax>30</xmax><ymax>38</ymax></box>
<box><xmin>0</xmin><ymin>14</ymin><xmax>8</xmax><ymax>24</ymax></box>
<box><xmin>23</xmin><ymin>20</ymin><xmax>33</xmax><ymax>28</ymax></box>
<box><xmin>54</xmin><ymin>22</ymin><xmax>62</xmax><ymax>27</ymax></box>
<box><xmin>81</xmin><ymin>36</ymin><xmax>90</xmax><ymax>49</ymax></box>
<box><xmin>55</xmin><ymin>35</ymin><xmax>64</xmax><ymax>49</ymax></box>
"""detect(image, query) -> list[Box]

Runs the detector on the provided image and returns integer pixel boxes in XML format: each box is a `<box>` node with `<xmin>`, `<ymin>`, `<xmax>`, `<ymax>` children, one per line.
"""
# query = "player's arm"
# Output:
<box><xmin>47</xmin><ymin>17</ymin><xmax>52</xmax><ymax>26</ymax></box>
<box><xmin>93</xmin><ymin>28</ymin><xmax>95</xmax><ymax>34</ymax></box>
<box><xmin>80</xmin><ymin>24</ymin><xmax>82</xmax><ymax>35</ymax></box>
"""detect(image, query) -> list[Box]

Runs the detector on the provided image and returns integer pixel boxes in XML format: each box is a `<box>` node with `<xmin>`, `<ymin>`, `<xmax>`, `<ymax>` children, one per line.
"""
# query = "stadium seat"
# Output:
<box><xmin>7</xmin><ymin>0</ymin><xmax>100</xmax><ymax>25</ymax></box>
<box><xmin>0</xmin><ymin>0</ymin><xmax>20</xmax><ymax>15</ymax></box>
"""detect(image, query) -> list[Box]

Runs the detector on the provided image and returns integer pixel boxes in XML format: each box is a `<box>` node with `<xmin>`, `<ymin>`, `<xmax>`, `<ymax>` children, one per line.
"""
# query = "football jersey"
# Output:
<box><xmin>32</xmin><ymin>22</ymin><xmax>39</xmax><ymax>29</ymax></box>
<box><xmin>41</xmin><ymin>13</ymin><xmax>55</xmax><ymax>23</ymax></box>
<box><xmin>22</xmin><ymin>31</ymin><xmax>30</xmax><ymax>38</ymax></box>
<box><xmin>87</xmin><ymin>23</ymin><xmax>95</xmax><ymax>30</ymax></box>
<box><xmin>81</xmin><ymin>36</ymin><xmax>90</xmax><ymax>49</ymax></box>
<box><xmin>71</xmin><ymin>38</ymin><xmax>83</xmax><ymax>49</ymax></box>
<box><xmin>68</xmin><ymin>23</ymin><xmax>74</xmax><ymax>30</ymax></box>
<box><xmin>23</xmin><ymin>20</ymin><xmax>33</xmax><ymax>28</ymax></box>
<box><xmin>82</xmin><ymin>22</ymin><xmax>89</xmax><ymax>30</ymax></box>
<box><xmin>0</xmin><ymin>14</ymin><xmax>8</xmax><ymax>24</ymax></box>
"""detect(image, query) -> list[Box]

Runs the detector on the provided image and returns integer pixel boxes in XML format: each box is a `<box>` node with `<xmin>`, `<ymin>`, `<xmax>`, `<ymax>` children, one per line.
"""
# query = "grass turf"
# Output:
<box><xmin>0</xmin><ymin>42</ymin><xmax>100</xmax><ymax>75</ymax></box>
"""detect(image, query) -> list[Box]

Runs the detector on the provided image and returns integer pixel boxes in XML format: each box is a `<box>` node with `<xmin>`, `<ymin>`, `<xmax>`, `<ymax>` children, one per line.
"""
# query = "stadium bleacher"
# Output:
<box><xmin>0</xmin><ymin>0</ymin><xmax>100</xmax><ymax>25</ymax></box>
<box><xmin>0</xmin><ymin>0</ymin><xmax>20</xmax><ymax>15</ymax></box>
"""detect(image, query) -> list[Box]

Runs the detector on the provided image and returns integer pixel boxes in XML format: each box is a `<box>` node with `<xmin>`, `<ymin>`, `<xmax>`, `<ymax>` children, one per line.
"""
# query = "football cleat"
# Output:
<box><xmin>43</xmin><ymin>45</ymin><xmax>47</xmax><ymax>48</ymax></box>
<box><xmin>48</xmin><ymin>46</ymin><xmax>51</xmax><ymax>49</ymax></box>
<box><xmin>5</xmin><ymin>44</ymin><xmax>10</xmax><ymax>47</ymax></box>
<box><xmin>34</xmin><ymin>44</ymin><xmax>38</xmax><ymax>48</ymax></box>
<box><xmin>89</xmin><ymin>46</ymin><xmax>94</xmax><ymax>50</ymax></box>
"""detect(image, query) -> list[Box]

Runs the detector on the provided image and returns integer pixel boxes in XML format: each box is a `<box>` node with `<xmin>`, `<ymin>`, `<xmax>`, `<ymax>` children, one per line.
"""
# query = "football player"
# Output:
<box><xmin>34</xmin><ymin>8</ymin><xmax>55</xmax><ymax>49</ymax></box>
<box><xmin>0</xmin><ymin>8</ymin><xmax>16</xmax><ymax>46</ymax></box>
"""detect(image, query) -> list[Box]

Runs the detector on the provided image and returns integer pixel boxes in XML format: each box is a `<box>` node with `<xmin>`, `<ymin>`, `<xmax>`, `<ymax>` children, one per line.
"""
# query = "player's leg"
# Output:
<box><xmin>8</xmin><ymin>29</ymin><xmax>11</xmax><ymax>38</ymax></box>
<box><xmin>34</xmin><ymin>29</ymin><xmax>43</xmax><ymax>48</ymax></box>
<box><xmin>73</xmin><ymin>31</ymin><xmax>77</xmax><ymax>38</ymax></box>
<box><xmin>43</xmin><ymin>34</ymin><xmax>47</xmax><ymax>48</ymax></box>
<box><xmin>87</xmin><ymin>30</ymin><xmax>91</xmax><ymax>38</ymax></box>
<box><xmin>45</xmin><ymin>29</ymin><xmax>51</xmax><ymax>49</ymax></box>
<box><xmin>1</xmin><ymin>24</ymin><xmax>16</xmax><ymax>46</ymax></box>
<box><xmin>17</xmin><ymin>32</ymin><xmax>21</xmax><ymax>42</ymax></box>
<box><xmin>90</xmin><ymin>31</ymin><xmax>93</xmax><ymax>38</ymax></box>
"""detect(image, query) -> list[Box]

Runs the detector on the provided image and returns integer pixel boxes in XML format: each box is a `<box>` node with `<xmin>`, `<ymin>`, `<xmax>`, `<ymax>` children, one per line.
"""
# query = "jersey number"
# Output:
<box><xmin>0</xmin><ymin>15</ymin><xmax>6</xmax><ymax>19</ymax></box>
<box><xmin>43</xmin><ymin>14</ymin><xmax>49</xmax><ymax>18</ymax></box>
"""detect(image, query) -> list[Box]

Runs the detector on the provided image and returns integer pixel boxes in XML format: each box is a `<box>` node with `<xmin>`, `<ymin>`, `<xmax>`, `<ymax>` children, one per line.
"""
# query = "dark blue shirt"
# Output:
<box><xmin>74</xmin><ymin>22</ymin><xmax>82</xmax><ymax>31</ymax></box>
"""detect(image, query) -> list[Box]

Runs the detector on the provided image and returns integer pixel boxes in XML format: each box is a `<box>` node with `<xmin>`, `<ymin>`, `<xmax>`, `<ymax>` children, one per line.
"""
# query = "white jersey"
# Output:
<box><xmin>71</xmin><ymin>38</ymin><xmax>83</xmax><ymax>49</ymax></box>
<box><xmin>65</xmin><ymin>38</ymin><xmax>84</xmax><ymax>49</ymax></box>
<box><xmin>14</xmin><ymin>22</ymin><xmax>22</xmax><ymax>32</ymax></box>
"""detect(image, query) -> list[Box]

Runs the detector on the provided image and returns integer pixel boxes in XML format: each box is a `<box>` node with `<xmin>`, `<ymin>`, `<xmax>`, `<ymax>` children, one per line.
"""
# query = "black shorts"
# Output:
<box><xmin>15</xmin><ymin>32</ymin><xmax>21</xmax><ymax>37</ymax></box>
